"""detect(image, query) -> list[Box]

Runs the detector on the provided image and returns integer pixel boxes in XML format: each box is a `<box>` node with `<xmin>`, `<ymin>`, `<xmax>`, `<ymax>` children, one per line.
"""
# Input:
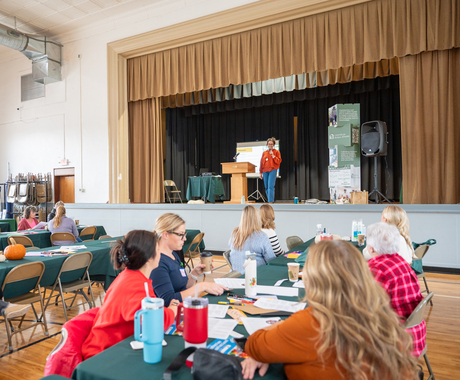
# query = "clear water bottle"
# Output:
<box><xmin>316</xmin><ymin>224</ymin><xmax>323</xmax><ymax>236</ymax></box>
<box><xmin>241</xmin><ymin>195</ymin><xmax>245</xmax><ymax>204</ymax></box>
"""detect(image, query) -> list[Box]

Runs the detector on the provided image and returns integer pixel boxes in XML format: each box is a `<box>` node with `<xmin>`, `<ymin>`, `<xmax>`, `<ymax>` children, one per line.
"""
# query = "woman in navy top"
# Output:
<box><xmin>150</xmin><ymin>213</ymin><xmax>228</xmax><ymax>307</ymax></box>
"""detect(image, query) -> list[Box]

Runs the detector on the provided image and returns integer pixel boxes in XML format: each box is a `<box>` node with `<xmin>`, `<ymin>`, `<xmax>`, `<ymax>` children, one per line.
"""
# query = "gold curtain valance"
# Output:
<box><xmin>128</xmin><ymin>0</ymin><xmax>459</xmax><ymax>102</ymax></box>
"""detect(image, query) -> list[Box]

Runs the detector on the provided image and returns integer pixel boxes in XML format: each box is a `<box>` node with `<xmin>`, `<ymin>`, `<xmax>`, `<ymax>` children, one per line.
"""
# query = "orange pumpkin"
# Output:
<box><xmin>5</xmin><ymin>244</ymin><xmax>26</xmax><ymax>260</ymax></box>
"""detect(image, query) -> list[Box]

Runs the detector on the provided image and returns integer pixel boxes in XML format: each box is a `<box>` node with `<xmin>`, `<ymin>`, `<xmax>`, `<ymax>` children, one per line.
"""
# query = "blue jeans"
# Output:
<box><xmin>76</xmin><ymin>237</ymin><xmax>83</xmax><ymax>243</ymax></box>
<box><xmin>263</xmin><ymin>170</ymin><xmax>277</xmax><ymax>202</ymax></box>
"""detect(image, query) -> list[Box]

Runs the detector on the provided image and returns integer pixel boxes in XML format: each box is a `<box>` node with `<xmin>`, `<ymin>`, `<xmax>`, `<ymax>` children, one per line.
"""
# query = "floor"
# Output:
<box><xmin>0</xmin><ymin>258</ymin><xmax>459</xmax><ymax>380</ymax></box>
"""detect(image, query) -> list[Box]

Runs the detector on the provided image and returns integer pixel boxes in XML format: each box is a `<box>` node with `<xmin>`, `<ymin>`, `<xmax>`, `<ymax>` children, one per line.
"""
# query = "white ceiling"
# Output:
<box><xmin>0</xmin><ymin>0</ymin><xmax>192</xmax><ymax>40</ymax></box>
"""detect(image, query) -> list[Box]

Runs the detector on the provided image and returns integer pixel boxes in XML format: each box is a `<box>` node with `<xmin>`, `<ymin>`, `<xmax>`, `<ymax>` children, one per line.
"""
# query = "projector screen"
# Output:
<box><xmin>236</xmin><ymin>140</ymin><xmax>280</xmax><ymax>178</ymax></box>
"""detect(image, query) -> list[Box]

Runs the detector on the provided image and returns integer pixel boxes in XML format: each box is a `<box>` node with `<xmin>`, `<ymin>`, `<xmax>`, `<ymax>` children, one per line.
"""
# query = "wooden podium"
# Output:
<box><xmin>221</xmin><ymin>162</ymin><xmax>256</xmax><ymax>204</ymax></box>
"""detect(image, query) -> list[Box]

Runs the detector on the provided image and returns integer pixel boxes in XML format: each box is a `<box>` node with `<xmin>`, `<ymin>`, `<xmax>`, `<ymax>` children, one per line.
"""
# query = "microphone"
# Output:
<box><xmin>233</xmin><ymin>152</ymin><xmax>240</xmax><ymax>160</ymax></box>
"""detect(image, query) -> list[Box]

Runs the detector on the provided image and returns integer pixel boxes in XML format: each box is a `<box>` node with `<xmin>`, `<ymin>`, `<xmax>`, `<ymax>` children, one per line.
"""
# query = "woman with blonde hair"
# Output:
<box><xmin>17</xmin><ymin>206</ymin><xmax>38</xmax><ymax>231</ymax></box>
<box><xmin>259</xmin><ymin>204</ymin><xmax>284</xmax><ymax>257</ymax></box>
<box><xmin>228</xmin><ymin>205</ymin><xmax>275</xmax><ymax>274</ymax></box>
<box><xmin>47</xmin><ymin>205</ymin><xmax>81</xmax><ymax>245</ymax></box>
<box><xmin>381</xmin><ymin>205</ymin><xmax>414</xmax><ymax>264</ymax></box>
<box><xmin>150</xmin><ymin>213</ymin><xmax>227</xmax><ymax>307</ymax></box>
<box><xmin>242</xmin><ymin>240</ymin><xmax>418</xmax><ymax>380</ymax></box>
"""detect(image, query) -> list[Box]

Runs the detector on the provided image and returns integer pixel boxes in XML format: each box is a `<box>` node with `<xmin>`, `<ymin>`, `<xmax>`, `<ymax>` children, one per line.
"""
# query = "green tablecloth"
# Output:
<box><xmin>281</xmin><ymin>236</ymin><xmax>423</xmax><ymax>275</ymax></box>
<box><xmin>0</xmin><ymin>237</ymin><xmax>120</xmax><ymax>298</ymax></box>
<box><xmin>72</xmin><ymin>265</ymin><xmax>291</xmax><ymax>380</ymax></box>
<box><xmin>0</xmin><ymin>222</ymin><xmax>11</xmax><ymax>232</ymax></box>
<box><xmin>183</xmin><ymin>229</ymin><xmax>205</xmax><ymax>253</ymax></box>
<box><xmin>0</xmin><ymin>218</ymin><xmax>17</xmax><ymax>231</ymax></box>
<box><xmin>186</xmin><ymin>176</ymin><xmax>225</xmax><ymax>204</ymax></box>
<box><xmin>0</xmin><ymin>225</ymin><xmax>107</xmax><ymax>251</ymax></box>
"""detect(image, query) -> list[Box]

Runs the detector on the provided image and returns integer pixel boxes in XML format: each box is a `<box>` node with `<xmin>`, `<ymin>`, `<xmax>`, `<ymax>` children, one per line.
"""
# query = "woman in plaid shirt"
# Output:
<box><xmin>366</xmin><ymin>222</ymin><xmax>425</xmax><ymax>357</ymax></box>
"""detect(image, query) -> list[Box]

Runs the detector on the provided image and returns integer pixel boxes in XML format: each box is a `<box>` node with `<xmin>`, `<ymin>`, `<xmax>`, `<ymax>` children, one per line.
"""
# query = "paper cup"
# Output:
<box><xmin>358</xmin><ymin>234</ymin><xmax>365</xmax><ymax>246</ymax></box>
<box><xmin>287</xmin><ymin>263</ymin><xmax>300</xmax><ymax>282</ymax></box>
<box><xmin>200</xmin><ymin>252</ymin><xmax>213</xmax><ymax>274</ymax></box>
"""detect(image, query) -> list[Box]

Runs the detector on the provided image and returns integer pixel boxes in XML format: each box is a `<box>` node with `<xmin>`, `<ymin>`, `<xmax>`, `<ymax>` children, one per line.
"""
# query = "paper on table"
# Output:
<box><xmin>32</xmin><ymin>222</ymin><xmax>48</xmax><ymax>230</ymax></box>
<box><xmin>208</xmin><ymin>304</ymin><xmax>229</xmax><ymax>318</ymax></box>
<box><xmin>293</xmin><ymin>281</ymin><xmax>305</xmax><ymax>288</ymax></box>
<box><xmin>59</xmin><ymin>245</ymin><xmax>87</xmax><ymax>252</ymax></box>
<box><xmin>208</xmin><ymin>318</ymin><xmax>238</xmax><ymax>340</ymax></box>
<box><xmin>256</xmin><ymin>285</ymin><xmax>299</xmax><ymax>297</ymax></box>
<box><xmin>241</xmin><ymin>317</ymin><xmax>281</xmax><ymax>335</ymax></box>
<box><xmin>214</xmin><ymin>278</ymin><xmax>245</xmax><ymax>289</ymax></box>
<box><xmin>254</xmin><ymin>298</ymin><xmax>306</xmax><ymax>313</ymax></box>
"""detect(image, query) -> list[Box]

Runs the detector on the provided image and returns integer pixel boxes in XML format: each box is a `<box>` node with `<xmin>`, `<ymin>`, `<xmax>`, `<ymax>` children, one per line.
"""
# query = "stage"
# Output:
<box><xmin>65</xmin><ymin>203</ymin><xmax>460</xmax><ymax>271</ymax></box>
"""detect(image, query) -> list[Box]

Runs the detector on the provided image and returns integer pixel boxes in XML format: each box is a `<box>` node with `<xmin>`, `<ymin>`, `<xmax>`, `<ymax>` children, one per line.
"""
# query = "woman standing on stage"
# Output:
<box><xmin>259</xmin><ymin>137</ymin><xmax>282</xmax><ymax>203</ymax></box>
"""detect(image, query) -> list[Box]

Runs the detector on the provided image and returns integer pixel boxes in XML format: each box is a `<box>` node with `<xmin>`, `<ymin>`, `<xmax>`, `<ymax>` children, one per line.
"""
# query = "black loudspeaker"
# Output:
<box><xmin>361</xmin><ymin>121</ymin><xmax>388</xmax><ymax>157</ymax></box>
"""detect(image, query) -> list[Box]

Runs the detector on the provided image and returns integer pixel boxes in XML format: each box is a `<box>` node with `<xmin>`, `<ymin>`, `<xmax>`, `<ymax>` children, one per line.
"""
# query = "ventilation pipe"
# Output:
<box><xmin>0</xmin><ymin>23</ymin><xmax>62</xmax><ymax>84</ymax></box>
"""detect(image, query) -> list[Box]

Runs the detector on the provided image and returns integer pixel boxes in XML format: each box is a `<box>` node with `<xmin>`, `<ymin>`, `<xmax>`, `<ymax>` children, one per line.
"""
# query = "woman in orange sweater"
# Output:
<box><xmin>242</xmin><ymin>240</ymin><xmax>418</xmax><ymax>380</ymax></box>
<box><xmin>259</xmin><ymin>137</ymin><xmax>281</xmax><ymax>203</ymax></box>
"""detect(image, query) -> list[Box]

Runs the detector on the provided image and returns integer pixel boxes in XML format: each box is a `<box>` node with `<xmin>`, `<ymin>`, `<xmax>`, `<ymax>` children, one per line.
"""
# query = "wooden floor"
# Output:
<box><xmin>0</xmin><ymin>259</ymin><xmax>459</xmax><ymax>380</ymax></box>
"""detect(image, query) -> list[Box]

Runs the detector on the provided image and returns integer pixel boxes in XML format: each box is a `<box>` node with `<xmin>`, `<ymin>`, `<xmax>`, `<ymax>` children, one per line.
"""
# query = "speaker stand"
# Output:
<box><xmin>368</xmin><ymin>156</ymin><xmax>392</xmax><ymax>204</ymax></box>
<box><xmin>248</xmin><ymin>177</ymin><xmax>267</xmax><ymax>202</ymax></box>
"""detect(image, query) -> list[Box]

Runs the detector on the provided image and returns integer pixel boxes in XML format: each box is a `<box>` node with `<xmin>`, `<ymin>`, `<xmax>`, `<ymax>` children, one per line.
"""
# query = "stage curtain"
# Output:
<box><xmin>127</xmin><ymin>0</ymin><xmax>459</xmax><ymax>101</ymax></box>
<box><xmin>161</xmin><ymin>58</ymin><xmax>400</xmax><ymax>109</ymax></box>
<box><xmin>165</xmin><ymin>103</ymin><xmax>295</xmax><ymax>201</ymax></box>
<box><xmin>297</xmin><ymin>76</ymin><xmax>402</xmax><ymax>201</ymax></box>
<box><xmin>399</xmin><ymin>48</ymin><xmax>460</xmax><ymax>204</ymax></box>
<box><xmin>128</xmin><ymin>98</ymin><xmax>164</xmax><ymax>203</ymax></box>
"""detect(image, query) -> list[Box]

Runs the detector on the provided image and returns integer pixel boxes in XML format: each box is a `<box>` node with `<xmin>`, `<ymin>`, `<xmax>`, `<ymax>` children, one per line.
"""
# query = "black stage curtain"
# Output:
<box><xmin>166</xmin><ymin>103</ymin><xmax>295</xmax><ymax>201</ymax></box>
<box><xmin>166</xmin><ymin>76</ymin><xmax>401</xmax><ymax>202</ymax></box>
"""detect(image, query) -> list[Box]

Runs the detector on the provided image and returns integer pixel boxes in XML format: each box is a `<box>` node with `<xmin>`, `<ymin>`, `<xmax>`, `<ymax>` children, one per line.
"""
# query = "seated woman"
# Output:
<box><xmin>242</xmin><ymin>240</ymin><xmax>418</xmax><ymax>380</ymax></box>
<box><xmin>17</xmin><ymin>206</ymin><xmax>38</xmax><ymax>231</ymax></box>
<box><xmin>47</xmin><ymin>206</ymin><xmax>81</xmax><ymax>245</ymax></box>
<box><xmin>229</xmin><ymin>205</ymin><xmax>275</xmax><ymax>274</ymax></box>
<box><xmin>259</xmin><ymin>204</ymin><xmax>285</xmax><ymax>257</ymax></box>
<box><xmin>47</xmin><ymin>200</ymin><xmax>64</xmax><ymax>222</ymax></box>
<box><xmin>363</xmin><ymin>205</ymin><xmax>414</xmax><ymax>264</ymax></box>
<box><xmin>82</xmin><ymin>230</ymin><xmax>177</xmax><ymax>359</ymax></box>
<box><xmin>366</xmin><ymin>222</ymin><xmax>425</xmax><ymax>357</ymax></box>
<box><xmin>150</xmin><ymin>213</ymin><xmax>228</xmax><ymax>307</ymax></box>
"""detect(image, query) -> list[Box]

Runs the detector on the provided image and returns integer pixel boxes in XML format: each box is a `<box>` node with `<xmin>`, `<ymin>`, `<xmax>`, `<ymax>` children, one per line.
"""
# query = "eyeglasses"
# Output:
<box><xmin>168</xmin><ymin>231</ymin><xmax>187</xmax><ymax>240</ymax></box>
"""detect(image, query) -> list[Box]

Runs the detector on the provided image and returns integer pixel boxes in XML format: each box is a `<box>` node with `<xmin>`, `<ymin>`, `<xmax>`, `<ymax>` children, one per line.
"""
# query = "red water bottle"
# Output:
<box><xmin>176</xmin><ymin>297</ymin><xmax>208</xmax><ymax>349</ymax></box>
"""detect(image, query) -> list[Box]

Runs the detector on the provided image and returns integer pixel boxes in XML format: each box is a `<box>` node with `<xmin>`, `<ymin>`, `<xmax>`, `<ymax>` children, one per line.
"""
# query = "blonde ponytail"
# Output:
<box><xmin>53</xmin><ymin>206</ymin><xmax>66</xmax><ymax>228</ymax></box>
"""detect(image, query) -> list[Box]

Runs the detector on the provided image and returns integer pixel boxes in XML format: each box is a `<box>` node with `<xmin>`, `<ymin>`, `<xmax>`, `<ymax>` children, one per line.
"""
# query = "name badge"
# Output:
<box><xmin>180</xmin><ymin>268</ymin><xmax>187</xmax><ymax>277</ymax></box>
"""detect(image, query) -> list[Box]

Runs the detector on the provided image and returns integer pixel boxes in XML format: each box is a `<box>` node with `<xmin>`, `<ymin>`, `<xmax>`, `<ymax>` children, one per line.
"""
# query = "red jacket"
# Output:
<box><xmin>82</xmin><ymin>269</ymin><xmax>174</xmax><ymax>359</ymax></box>
<box><xmin>259</xmin><ymin>149</ymin><xmax>282</xmax><ymax>173</ymax></box>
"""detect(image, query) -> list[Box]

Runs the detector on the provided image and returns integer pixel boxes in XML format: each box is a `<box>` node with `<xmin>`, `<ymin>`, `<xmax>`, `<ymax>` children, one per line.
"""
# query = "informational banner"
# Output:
<box><xmin>328</xmin><ymin>104</ymin><xmax>360</xmax><ymax>203</ymax></box>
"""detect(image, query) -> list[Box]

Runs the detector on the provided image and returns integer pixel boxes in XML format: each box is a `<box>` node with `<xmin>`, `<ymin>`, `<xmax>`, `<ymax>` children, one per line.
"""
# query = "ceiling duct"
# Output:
<box><xmin>0</xmin><ymin>23</ymin><xmax>62</xmax><ymax>84</ymax></box>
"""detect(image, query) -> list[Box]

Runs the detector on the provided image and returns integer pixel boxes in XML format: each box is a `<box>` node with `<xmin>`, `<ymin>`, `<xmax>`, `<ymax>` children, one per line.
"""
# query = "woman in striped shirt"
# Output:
<box><xmin>259</xmin><ymin>204</ymin><xmax>285</xmax><ymax>257</ymax></box>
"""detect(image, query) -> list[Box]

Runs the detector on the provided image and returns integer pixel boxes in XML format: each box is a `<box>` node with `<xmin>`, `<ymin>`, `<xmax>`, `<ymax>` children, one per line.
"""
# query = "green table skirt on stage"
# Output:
<box><xmin>0</xmin><ymin>225</ymin><xmax>107</xmax><ymax>251</ymax></box>
<box><xmin>186</xmin><ymin>176</ymin><xmax>225</xmax><ymax>204</ymax></box>
<box><xmin>0</xmin><ymin>236</ymin><xmax>120</xmax><ymax>299</ymax></box>
<box><xmin>71</xmin><ymin>265</ymin><xmax>291</xmax><ymax>380</ymax></box>
<box><xmin>280</xmin><ymin>236</ymin><xmax>423</xmax><ymax>275</ymax></box>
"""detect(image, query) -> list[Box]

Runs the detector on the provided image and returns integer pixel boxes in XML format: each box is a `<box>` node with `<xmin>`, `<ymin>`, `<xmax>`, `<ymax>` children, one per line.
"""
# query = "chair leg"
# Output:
<box><xmin>37</xmin><ymin>286</ymin><xmax>49</xmax><ymax>336</ymax></box>
<box><xmin>423</xmin><ymin>277</ymin><xmax>433</xmax><ymax>306</ymax></box>
<box><xmin>424</xmin><ymin>353</ymin><xmax>435</xmax><ymax>380</ymax></box>
<box><xmin>87</xmin><ymin>275</ymin><xmax>96</xmax><ymax>308</ymax></box>
<box><xmin>3</xmin><ymin>318</ymin><xmax>14</xmax><ymax>351</ymax></box>
<box><xmin>58</xmin><ymin>281</ymin><xmax>69</xmax><ymax>322</ymax></box>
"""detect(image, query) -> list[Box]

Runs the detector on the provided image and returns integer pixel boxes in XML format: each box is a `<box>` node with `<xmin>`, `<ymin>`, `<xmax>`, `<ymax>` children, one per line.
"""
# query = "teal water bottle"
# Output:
<box><xmin>134</xmin><ymin>298</ymin><xmax>164</xmax><ymax>363</ymax></box>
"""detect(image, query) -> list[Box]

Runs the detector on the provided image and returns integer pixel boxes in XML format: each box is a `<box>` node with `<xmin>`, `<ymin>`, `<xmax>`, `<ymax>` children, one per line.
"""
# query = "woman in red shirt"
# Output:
<box><xmin>17</xmin><ymin>206</ymin><xmax>38</xmax><ymax>230</ymax></box>
<box><xmin>82</xmin><ymin>230</ymin><xmax>178</xmax><ymax>359</ymax></box>
<box><xmin>259</xmin><ymin>137</ymin><xmax>281</xmax><ymax>203</ymax></box>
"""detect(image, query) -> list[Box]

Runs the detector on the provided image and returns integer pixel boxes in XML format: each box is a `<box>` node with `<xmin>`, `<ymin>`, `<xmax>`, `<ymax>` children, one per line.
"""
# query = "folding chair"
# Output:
<box><xmin>98</xmin><ymin>235</ymin><xmax>112</xmax><ymax>240</ymax></box>
<box><xmin>184</xmin><ymin>232</ymin><xmax>205</xmax><ymax>270</ymax></box>
<box><xmin>164</xmin><ymin>180</ymin><xmax>183</xmax><ymax>203</ymax></box>
<box><xmin>43</xmin><ymin>251</ymin><xmax>95</xmax><ymax>322</ymax></box>
<box><xmin>1</xmin><ymin>261</ymin><xmax>49</xmax><ymax>351</ymax></box>
<box><xmin>221</xmin><ymin>270</ymin><xmax>241</xmax><ymax>278</ymax></box>
<box><xmin>286</xmin><ymin>236</ymin><xmax>303</xmax><ymax>251</ymax></box>
<box><xmin>223</xmin><ymin>250</ymin><xmax>233</xmax><ymax>271</ymax></box>
<box><xmin>414</xmin><ymin>244</ymin><xmax>433</xmax><ymax>306</ymax></box>
<box><xmin>50</xmin><ymin>232</ymin><xmax>77</xmax><ymax>246</ymax></box>
<box><xmin>404</xmin><ymin>292</ymin><xmax>435</xmax><ymax>380</ymax></box>
<box><xmin>79</xmin><ymin>226</ymin><xmax>97</xmax><ymax>241</ymax></box>
<box><xmin>7</xmin><ymin>235</ymin><xmax>39</xmax><ymax>251</ymax></box>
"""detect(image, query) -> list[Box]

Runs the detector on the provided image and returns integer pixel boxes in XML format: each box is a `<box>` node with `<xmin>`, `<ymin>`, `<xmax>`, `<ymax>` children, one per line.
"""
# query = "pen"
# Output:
<box><xmin>218</xmin><ymin>302</ymin><xmax>229</xmax><ymax>305</ymax></box>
